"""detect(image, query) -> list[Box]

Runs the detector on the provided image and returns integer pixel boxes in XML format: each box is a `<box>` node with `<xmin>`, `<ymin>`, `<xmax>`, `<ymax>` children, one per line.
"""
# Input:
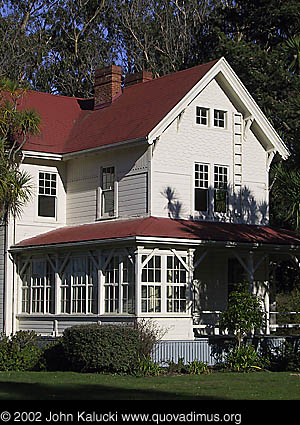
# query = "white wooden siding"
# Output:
<box><xmin>66</xmin><ymin>145</ymin><xmax>149</xmax><ymax>225</ymax></box>
<box><xmin>151</xmin><ymin>79</ymin><xmax>269</xmax><ymax>224</ymax></box>
<box><xmin>14</xmin><ymin>161</ymin><xmax>67</xmax><ymax>244</ymax></box>
<box><xmin>118</xmin><ymin>173</ymin><xmax>148</xmax><ymax>217</ymax></box>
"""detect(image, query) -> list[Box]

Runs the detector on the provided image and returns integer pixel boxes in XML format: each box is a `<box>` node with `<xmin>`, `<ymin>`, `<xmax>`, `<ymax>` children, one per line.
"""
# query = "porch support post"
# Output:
<box><xmin>54</xmin><ymin>254</ymin><xmax>60</xmax><ymax>316</ymax></box>
<box><xmin>187</xmin><ymin>249</ymin><xmax>195</xmax><ymax>315</ymax></box>
<box><xmin>134</xmin><ymin>246</ymin><xmax>143</xmax><ymax>317</ymax></box>
<box><xmin>98</xmin><ymin>251</ymin><xmax>103</xmax><ymax>315</ymax></box>
<box><xmin>247</xmin><ymin>251</ymin><xmax>254</xmax><ymax>293</ymax></box>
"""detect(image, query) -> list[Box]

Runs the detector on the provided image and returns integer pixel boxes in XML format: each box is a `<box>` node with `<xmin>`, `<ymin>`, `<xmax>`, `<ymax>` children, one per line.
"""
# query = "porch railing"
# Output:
<box><xmin>193</xmin><ymin>310</ymin><xmax>300</xmax><ymax>334</ymax></box>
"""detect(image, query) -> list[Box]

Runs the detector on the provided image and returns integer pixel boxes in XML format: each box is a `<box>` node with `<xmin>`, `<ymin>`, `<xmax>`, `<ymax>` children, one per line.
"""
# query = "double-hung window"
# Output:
<box><xmin>166</xmin><ymin>256</ymin><xmax>187</xmax><ymax>313</ymax></box>
<box><xmin>214</xmin><ymin>165</ymin><xmax>228</xmax><ymax>213</ymax></box>
<box><xmin>38</xmin><ymin>172</ymin><xmax>57</xmax><ymax>218</ymax></box>
<box><xmin>101</xmin><ymin>167</ymin><xmax>115</xmax><ymax>217</ymax></box>
<box><xmin>141</xmin><ymin>255</ymin><xmax>161</xmax><ymax>313</ymax></box>
<box><xmin>104</xmin><ymin>256</ymin><xmax>120</xmax><ymax>313</ymax></box>
<box><xmin>195</xmin><ymin>163</ymin><xmax>209</xmax><ymax>212</ymax></box>
<box><xmin>122</xmin><ymin>256</ymin><xmax>135</xmax><ymax>314</ymax></box>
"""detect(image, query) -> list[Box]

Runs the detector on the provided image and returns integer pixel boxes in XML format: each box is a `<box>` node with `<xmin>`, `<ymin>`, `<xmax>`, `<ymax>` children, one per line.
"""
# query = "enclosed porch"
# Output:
<box><xmin>10</xmin><ymin>216</ymin><xmax>300</xmax><ymax>339</ymax></box>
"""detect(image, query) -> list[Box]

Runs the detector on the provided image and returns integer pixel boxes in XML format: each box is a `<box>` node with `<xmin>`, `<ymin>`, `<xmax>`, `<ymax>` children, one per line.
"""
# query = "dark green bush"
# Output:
<box><xmin>260</xmin><ymin>339</ymin><xmax>300</xmax><ymax>372</ymax></box>
<box><xmin>0</xmin><ymin>331</ymin><xmax>41</xmax><ymax>371</ymax></box>
<box><xmin>42</xmin><ymin>339</ymin><xmax>69</xmax><ymax>371</ymax></box>
<box><xmin>61</xmin><ymin>324</ymin><xmax>142</xmax><ymax>373</ymax></box>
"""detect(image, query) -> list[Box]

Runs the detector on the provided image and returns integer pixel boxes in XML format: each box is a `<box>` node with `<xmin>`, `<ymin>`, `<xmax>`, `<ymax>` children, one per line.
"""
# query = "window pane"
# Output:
<box><xmin>38</xmin><ymin>195</ymin><xmax>56</xmax><ymax>217</ymax></box>
<box><xmin>214</xmin><ymin>190</ymin><xmax>228</xmax><ymax>213</ymax></box>
<box><xmin>195</xmin><ymin>188</ymin><xmax>208</xmax><ymax>212</ymax></box>
<box><xmin>196</xmin><ymin>107</ymin><xmax>208</xmax><ymax>125</ymax></box>
<box><xmin>102</xmin><ymin>190</ymin><xmax>114</xmax><ymax>216</ymax></box>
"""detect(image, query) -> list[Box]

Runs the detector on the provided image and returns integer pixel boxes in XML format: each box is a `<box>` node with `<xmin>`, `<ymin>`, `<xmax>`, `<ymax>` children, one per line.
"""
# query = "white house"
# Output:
<box><xmin>1</xmin><ymin>57</ymin><xmax>300</xmax><ymax>340</ymax></box>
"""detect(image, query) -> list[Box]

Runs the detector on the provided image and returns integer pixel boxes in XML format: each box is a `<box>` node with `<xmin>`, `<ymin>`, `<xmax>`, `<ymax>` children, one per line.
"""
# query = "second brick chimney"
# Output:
<box><xmin>94</xmin><ymin>65</ymin><xmax>122</xmax><ymax>109</ymax></box>
<box><xmin>124</xmin><ymin>71</ymin><xmax>152</xmax><ymax>87</ymax></box>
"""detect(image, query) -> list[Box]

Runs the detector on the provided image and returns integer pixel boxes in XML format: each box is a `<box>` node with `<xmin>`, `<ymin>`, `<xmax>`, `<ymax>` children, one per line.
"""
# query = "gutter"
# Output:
<box><xmin>62</xmin><ymin>137</ymin><xmax>148</xmax><ymax>160</ymax></box>
<box><xmin>9</xmin><ymin>235</ymin><xmax>300</xmax><ymax>253</ymax></box>
<box><xmin>22</xmin><ymin>137</ymin><xmax>148</xmax><ymax>162</ymax></box>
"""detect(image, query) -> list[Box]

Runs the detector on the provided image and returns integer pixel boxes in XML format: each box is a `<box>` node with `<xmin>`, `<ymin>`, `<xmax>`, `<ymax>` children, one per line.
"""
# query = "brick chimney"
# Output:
<box><xmin>124</xmin><ymin>71</ymin><xmax>152</xmax><ymax>87</ymax></box>
<box><xmin>94</xmin><ymin>64</ymin><xmax>122</xmax><ymax>109</ymax></box>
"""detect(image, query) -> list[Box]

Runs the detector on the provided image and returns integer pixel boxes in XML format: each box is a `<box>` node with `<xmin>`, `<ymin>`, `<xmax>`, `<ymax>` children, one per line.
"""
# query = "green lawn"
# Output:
<box><xmin>0</xmin><ymin>371</ymin><xmax>299</xmax><ymax>400</ymax></box>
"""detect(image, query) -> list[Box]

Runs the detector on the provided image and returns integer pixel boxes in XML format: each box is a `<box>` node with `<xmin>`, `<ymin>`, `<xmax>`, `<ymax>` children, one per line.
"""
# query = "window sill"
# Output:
<box><xmin>96</xmin><ymin>215</ymin><xmax>118</xmax><ymax>222</ymax></box>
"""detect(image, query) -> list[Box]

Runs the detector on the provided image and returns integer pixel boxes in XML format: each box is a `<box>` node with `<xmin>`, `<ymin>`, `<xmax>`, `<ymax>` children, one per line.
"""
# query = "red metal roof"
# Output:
<box><xmin>14</xmin><ymin>217</ymin><xmax>300</xmax><ymax>249</ymax></box>
<box><xmin>20</xmin><ymin>60</ymin><xmax>218</xmax><ymax>154</ymax></box>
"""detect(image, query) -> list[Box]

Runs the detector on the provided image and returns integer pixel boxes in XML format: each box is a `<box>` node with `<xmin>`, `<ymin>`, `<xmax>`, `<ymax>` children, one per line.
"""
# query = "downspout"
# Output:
<box><xmin>2</xmin><ymin>221</ymin><xmax>7</xmax><ymax>334</ymax></box>
<box><xmin>11</xmin><ymin>217</ymin><xmax>16</xmax><ymax>335</ymax></box>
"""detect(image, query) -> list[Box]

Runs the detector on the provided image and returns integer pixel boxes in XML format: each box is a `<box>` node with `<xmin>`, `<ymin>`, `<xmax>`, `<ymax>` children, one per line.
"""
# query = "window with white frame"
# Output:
<box><xmin>166</xmin><ymin>256</ymin><xmax>187</xmax><ymax>313</ymax></box>
<box><xmin>122</xmin><ymin>256</ymin><xmax>135</xmax><ymax>314</ymax></box>
<box><xmin>60</xmin><ymin>257</ymin><xmax>97</xmax><ymax>314</ymax></box>
<box><xmin>214</xmin><ymin>165</ymin><xmax>228</xmax><ymax>213</ymax></box>
<box><xmin>101</xmin><ymin>167</ymin><xmax>115</xmax><ymax>217</ymax></box>
<box><xmin>141</xmin><ymin>255</ymin><xmax>161</xmax><ymax>313</ymax></box>
<box><xmin>20</xmin><ymin>259</ymin><xmax>54</xmax><ymax>314</ymax></box>
<box><xmin>104</xmin><ymin>256</ymin><xmax>120</xmax><ymax>313</ymax></box>
<box><xmin>214</xmin><ymin>109</ymin><xmax>226</xmax><ymax>128</ymax></box>
<box><xmin>103</xmin><ymin>254</ymin><xmax>135</xmax><ymax>314</ymax></box>
<box><xmin>195</xmin><ymin>163</ymin><xmax>209</xmax><ymax>212</ymax></box>
<box><xmin>196</xmin><ymin>107</ymin><xmax>209</xmax><ymax>125</ymax></box>
<box><xmin>38</xmin><ymin>172</ymin><xmax>57</xmax><ymax>218</ymax></box>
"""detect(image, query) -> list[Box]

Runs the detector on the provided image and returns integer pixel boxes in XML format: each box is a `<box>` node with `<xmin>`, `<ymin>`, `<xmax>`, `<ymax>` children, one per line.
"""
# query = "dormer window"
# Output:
<box><xmin>214</xmin><ymin>110</ymin><xmax>226</xmax><ymax>128</ymax></box>
<box><xmin>196</xmin><ymin>107</ymin><xmax>209</xmax><ymax>125</ymax></box>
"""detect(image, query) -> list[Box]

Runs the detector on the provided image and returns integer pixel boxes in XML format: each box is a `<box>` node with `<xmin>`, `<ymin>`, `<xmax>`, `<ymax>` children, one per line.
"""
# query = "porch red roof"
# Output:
<box><xmin>13</xmin><ymin>217</ymin><xmax>300</xmax><ymax>249</ymax></box>
<box><xmin>19</xmin><ymin>60</ymin><xmax>218</xmax><ymax>154</ymax></box>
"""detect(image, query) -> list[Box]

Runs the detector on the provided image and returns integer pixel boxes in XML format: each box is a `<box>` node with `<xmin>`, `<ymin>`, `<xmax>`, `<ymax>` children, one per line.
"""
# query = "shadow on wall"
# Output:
<box><xmin>161</xmin><ymin>185</ymin><xmax>268</xmax><ymax>225</ymax></box>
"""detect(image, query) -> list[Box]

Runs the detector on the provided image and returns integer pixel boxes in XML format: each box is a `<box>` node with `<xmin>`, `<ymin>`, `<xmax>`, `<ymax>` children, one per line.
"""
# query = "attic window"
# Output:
<box><xmin>196</xmin><ymin>107</ymin><xmax>209</xmax><ymax>125</ymax></box>
<box><xmin>214</xmin><ymin>110</ymin><xmax>226</xmax><ymax>128</ymax></box>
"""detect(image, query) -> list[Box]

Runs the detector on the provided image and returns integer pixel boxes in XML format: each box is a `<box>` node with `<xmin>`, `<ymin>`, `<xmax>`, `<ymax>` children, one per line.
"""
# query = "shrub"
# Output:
<box><xmin>137</xmin><ymin>355</ymin><xmax>162</xmax><ymax>376</ymax></box>
<box><xmin>134</xmin><ymin>319</ymin><xmax>166</xmax><ymax>357</ymax></box>
<box><xmin>219</xmin><ymin>285</ymin><xmax>265</xmax><ymax>347</ymax></box>
<box><xmin>260</xmin><ymin>339</ymin><xmax>300</xmax><ymax>372</ymax></box>
<box><xmin>0</xmin><ymin>331</ymin><xmax>41</xmax><ymax>371</ymax></box>
<box><xmin>223</xmin><ymin>344</ymin><xmax>263</xmax><ymax>372</ymax></box>
<box><xmin>61</xmin><ymin>324</ymin><xmax>143</xmax><ymax>373</ymax></box>
<box><xmin>188</xmin><ymin>360</ymin><xmax>210</xmax><ymax>375</ymax></box>
<box><xmin>42</xmin><ymin>339</ymin><xmax>69</xmax><ymax>371</ymax></box>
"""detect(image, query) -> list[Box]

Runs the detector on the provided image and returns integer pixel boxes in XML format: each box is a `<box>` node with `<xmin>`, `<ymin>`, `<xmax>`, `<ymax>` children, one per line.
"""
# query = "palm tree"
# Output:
<box><xmin>271</xmin><ymin>163</ymin><xmax>300</xmax><ymax>231</ymax></box>
<box><xmin>284</xmin><ymin>36</ymin><xmax>300</xmax><ymax>74</ymax></box>
<box><xmin>0</xmin><ymin>138</ymin><xmax>32</xmax><ymax>223</ymax></box>
<box><xmin>0</xmin><ymin>78</ymin><xmax>40</xmax><ymax>224</ymax></box>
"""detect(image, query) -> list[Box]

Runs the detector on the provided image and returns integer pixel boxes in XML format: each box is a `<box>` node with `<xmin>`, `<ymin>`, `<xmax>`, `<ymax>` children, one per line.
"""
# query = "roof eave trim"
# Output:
<box><xmin>220</xmin><ymin>58</ymin><xmax>290</xmax><ymax>160</ymax></box>
<box><xmin>147</xmin><ymin>57</ymin><xmax>290</xmax><ymax>160</ymax></box>
<box><xmin>10</xmin><ymin>235</ymin><xmax>300</xmax><ymax>252</ymax></box>
<box><xmin>23</xmin><ymin>151</ymin><xmax>63</xmax><ymax>161</ymax></box>
<box><xmin>10</xmin><ymin>236</ymin><xmax>138</xmax><ymax>252</ymax></box>
<box><xmin>148</xmin><ymin>60</ymin><xmax>220</xmax><ymax>144</ymax></box>
<box><xmin>63</xmin><ymin>137</ymin><xmax>148</xmax><ymax>160</ymax></box>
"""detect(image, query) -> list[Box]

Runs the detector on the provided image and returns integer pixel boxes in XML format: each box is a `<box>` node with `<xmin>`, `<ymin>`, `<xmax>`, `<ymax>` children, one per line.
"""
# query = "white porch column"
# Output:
<box><xmin>187</xmin><ymin>249</ymin><xmax>195</xmax><ymax>315</ymax></box>
<box><xmin>247</xmin><ymin>250</ymin><xmax>255</xmax><ymax>293</ymax></box>
<box><xmin>134</xmin><ymin>246</ymin><xmax>143</xmax><ymax>316</ymax></box>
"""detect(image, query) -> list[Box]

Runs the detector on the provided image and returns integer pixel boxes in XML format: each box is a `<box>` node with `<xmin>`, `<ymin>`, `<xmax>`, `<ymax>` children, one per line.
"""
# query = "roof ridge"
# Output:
<box><xmin>124</xmin><ymin>59</ymin><xmax>220</xmax><ymax>91</ymax></box>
